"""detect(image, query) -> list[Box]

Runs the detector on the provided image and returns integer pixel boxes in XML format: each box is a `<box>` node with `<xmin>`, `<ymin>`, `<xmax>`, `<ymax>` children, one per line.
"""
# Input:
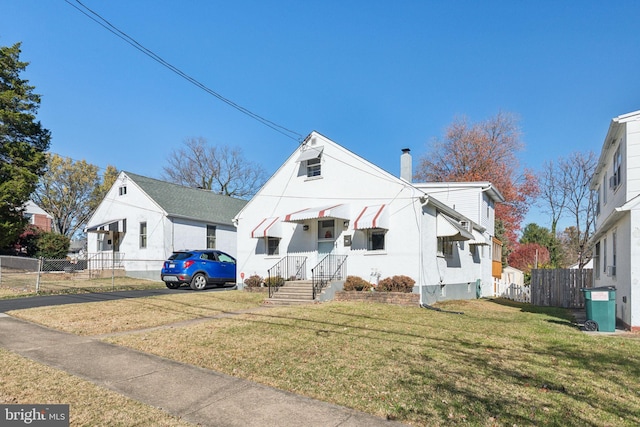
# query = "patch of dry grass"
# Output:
<box><xmin>7</xmin><ymin>294</ymin><xmax>640</xmax><ymax>426</ymax></box>
<box><xmin>107</xmin><ymin>299</ymin><xmax>640</xmax><ymax>426</ymax></box>
<box><xmin>0</xmin><ymin>348</ymin><xmax>195</xmax><ymax>426</ymax></box>
<box><xmin>8</xmin><ymin>290</ymin><xmax>265</xmax><ymax>335</ymax></box>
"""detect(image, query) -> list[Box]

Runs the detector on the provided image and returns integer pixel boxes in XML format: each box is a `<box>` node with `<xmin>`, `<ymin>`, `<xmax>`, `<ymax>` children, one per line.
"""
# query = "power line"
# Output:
<box><xmin>64</xmin><ymin>0</ymin><xmax>304</xmax><ymax>142</ymax></box>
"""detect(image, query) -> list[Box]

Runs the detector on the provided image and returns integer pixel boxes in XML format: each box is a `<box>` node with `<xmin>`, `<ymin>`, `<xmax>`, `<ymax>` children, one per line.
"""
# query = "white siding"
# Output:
<box><xmin>236</xmin><ymin>132</ymin><xmax>496</xmax><ymax>298</ymax></box>
<box><xmin>629</xmin><ymin>210</ymin><xmax>640</xmax><ymax>329</ymax></box>
<box><xmin>626</xmin><ymin>121</ymin><xmax>640</xmax><ymax>198</ymax></box>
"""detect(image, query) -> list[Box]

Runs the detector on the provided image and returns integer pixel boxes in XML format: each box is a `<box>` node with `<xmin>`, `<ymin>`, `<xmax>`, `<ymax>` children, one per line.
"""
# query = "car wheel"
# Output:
<box><xmin>164</xmin><ymin>282</ymin><xmax>180</xmax><ymax>289</ymax></box>
<box><xmin>190</xmin><ymin>273</ymin><xmax>207</xmax><ymax>290</ymax></box>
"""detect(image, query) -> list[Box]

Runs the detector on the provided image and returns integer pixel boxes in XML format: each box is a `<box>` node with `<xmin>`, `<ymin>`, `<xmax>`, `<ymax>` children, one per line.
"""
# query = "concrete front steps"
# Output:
<box><xmin>266</xmin><ymin>280</ymin><xmax>315</xmax><ymax>306</ymax></box>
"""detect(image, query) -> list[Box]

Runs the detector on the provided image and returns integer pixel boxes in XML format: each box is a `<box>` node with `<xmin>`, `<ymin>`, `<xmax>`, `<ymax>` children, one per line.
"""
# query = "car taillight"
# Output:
<box><xmin>183</xmin><ymin>260</ymin><xmax>194</xmax><ymax>268</ymax></box>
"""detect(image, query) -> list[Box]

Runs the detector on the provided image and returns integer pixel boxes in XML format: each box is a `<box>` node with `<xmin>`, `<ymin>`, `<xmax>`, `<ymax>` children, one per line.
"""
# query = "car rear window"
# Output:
<box><xmin>168</xmin><ymin>252</ymin><xmax>193</xmax><ymax>261</ymax></box>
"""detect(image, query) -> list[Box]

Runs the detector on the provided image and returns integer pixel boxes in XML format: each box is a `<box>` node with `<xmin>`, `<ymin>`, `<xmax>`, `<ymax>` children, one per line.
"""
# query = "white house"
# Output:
<box><xmin>234</xmin><ymin>131</ymin><xmax>504</xmax><ymax>305</ymax></box>
<box><xmin>86</xmin><ymin>171</ymin><xmax>246</xmax><ymax>280</ymax></box>
<box><xmin>589</xmin><ymin>109</ymin><xmax>640</xmax><ymax>331</ymax></box>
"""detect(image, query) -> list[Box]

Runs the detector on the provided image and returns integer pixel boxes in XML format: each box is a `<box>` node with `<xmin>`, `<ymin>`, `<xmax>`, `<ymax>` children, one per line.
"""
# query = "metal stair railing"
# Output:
<box><xmin>311</xmin><ymin>254</ymin><xmax>347</xmax><ymax>299</ymax></box>
<box><xmin>267</xmin><ymin>256</ymin><xmax>307</xmax><ymax>298</ymax></box>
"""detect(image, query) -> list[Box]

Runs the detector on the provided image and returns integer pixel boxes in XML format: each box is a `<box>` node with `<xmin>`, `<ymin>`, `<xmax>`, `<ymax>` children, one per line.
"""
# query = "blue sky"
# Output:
<box><xmin>3</xmin><ymin>1</ymin><xmax>640</xmax><ymax>230</ymax></box>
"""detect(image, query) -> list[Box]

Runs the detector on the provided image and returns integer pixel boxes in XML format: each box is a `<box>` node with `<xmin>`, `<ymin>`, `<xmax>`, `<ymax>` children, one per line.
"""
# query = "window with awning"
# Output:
<box><xmin>436</xmin><ymin>214</ymin><xmax>473</xmax><ymax>241</ymax></box>
<box><xmin>296</xmin><ymin>146</ymin><xmax>324</xmax><ymax>178</ymax></box>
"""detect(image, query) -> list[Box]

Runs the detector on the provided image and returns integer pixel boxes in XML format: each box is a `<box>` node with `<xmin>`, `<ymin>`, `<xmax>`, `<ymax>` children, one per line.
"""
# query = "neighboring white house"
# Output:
<box><xmin>234</xmin><ymin>131</ymin><xmax>504</xmax><ymax>305</ymax></box>
<box><xmin>502</xmin><ymin>266</ymin><xmax>525</xmax><ymax>287</ymax></box>
<box><xmin>589</xmin><ymin>109</ymin><xmax>640</xmax><ymax>331</ymax></box>
<box><xmin>86</xmin><ymin>171</ymin><xmax>246</xmax><ymax>280</ymax></box>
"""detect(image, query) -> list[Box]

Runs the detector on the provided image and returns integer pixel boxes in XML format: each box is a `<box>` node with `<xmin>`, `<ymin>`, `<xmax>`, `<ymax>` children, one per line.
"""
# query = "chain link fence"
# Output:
<box><xmin>0</xmin><ymin>254</ymin><xmax>166</xmax><ymax>296</ymax></box>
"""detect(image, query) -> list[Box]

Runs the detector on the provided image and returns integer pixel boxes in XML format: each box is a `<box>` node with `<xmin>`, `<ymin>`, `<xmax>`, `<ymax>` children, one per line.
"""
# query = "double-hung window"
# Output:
<box><xmin>438</xmin><ymin>236</ymin><xmax>454</xmax><ymax>257</ymax></box>
<box><xmin>266</xmin><ymin>237</ymin><xmax>279</xmax><ymax>255</ymax></box>
<box><xmin>612</xmin><ymin>145</ymin><xmax>622</xmax><ymax>189</ymax></box>
<box><xmin>368</xmin><ymin>229</ymin><xmax>386</xmax><ymax>251</ymax></box>
<box><xmin>139</xmin><ymin>222</ymin><xmax>147</xmax><ymax>249</ymax></box>
<box><xmin>307</xmin><ymin>157</ymin><xmax>321</xmax><ymax>177</ymax></box>
<box><xmin>206</xmin><ymin>225</ymin><xmax>216</xmax><ymax>249</ymax></box>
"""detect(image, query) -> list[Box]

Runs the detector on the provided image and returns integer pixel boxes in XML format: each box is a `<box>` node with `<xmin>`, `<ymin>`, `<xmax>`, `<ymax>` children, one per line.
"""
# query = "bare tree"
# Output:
<box><xmin>163</xmin><ymin>137</ymin><xmax>268</xmax><ymax>199</ymax></box>
<box><xmin>538</xmin><ymin>159</ymin><xmax>568</xmax><ymax>236</ymax></box>
<box><xmin>561</xmin><ymin>151</ymin><xmax>597</xmax><ymax>268</ymax></box>
<box><xmin>536</xmin><ymin>151</ymin><xmax>596</xmax><ymax>268</ymax></box>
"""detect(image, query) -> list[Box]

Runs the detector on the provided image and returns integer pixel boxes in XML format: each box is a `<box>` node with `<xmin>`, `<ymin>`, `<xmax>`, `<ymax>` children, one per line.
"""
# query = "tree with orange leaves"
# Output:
<box><xmin>415</xmin><ymin>112</ymin><xmax>539</xmax><ymax>255</ymax></box>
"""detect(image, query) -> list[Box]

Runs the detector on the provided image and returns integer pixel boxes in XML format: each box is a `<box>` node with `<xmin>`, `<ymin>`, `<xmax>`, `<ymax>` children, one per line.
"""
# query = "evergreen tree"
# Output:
<box><xmin>0</xmin><ymin>42</ymin><xmax>51</xmax><ymax>249</ymax></box>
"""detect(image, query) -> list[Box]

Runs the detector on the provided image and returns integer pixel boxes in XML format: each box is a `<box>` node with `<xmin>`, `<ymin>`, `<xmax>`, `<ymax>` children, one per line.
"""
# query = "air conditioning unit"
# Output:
<box><xmin>610</xmin><ymin>173</ymin><xmax>619</xmax><ymax>189</ymax></box>
<box><xmin>607</xmin><ymin>266</ymin><xmax>616</xmax><ymax>277</ymax></box>
<box><xmin>459</xmin><ymin>220</ymin><xmax>471</xmax><ymax>232</ymax></box>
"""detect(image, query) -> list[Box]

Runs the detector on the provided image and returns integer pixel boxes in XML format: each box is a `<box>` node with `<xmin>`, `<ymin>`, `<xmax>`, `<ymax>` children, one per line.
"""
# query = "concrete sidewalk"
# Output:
<box><xmin>0</xmin><ymin>314</ymin><xmax>406</xmax><ymax>426</ymax></box>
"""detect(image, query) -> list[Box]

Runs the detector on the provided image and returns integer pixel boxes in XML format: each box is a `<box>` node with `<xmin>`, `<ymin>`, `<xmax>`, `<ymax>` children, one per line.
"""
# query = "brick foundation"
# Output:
<box><xmin>334</xmin><ymin>291</ymin><xmax>419</xmax><ymax>306</ymax></box>
<box><xmin>243</xmin><ymin>287</ymin><xmax>269</xmax><ymax>293</ymax></box>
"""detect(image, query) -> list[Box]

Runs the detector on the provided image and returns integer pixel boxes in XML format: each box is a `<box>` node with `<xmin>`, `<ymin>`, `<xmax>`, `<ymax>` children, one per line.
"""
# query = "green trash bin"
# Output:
<box><xmin>581</xmin><ymin>286</ymin><xmax>616</xmax><ymax>332</ymax></box>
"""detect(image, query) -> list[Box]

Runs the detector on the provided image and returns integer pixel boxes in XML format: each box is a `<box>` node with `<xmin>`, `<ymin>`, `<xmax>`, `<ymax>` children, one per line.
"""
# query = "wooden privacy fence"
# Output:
<box><xmin>531</xmin><ymin>268</ymin><xmax>593</xmax><ymax>308</ymax></box>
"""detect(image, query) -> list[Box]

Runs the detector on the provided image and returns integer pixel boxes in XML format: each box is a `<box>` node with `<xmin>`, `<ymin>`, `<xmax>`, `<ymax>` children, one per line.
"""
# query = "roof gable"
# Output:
<box><xmin>235</xmin><ymin>131</ymin><xmax>481</xmax><ymax>229</ymax></box>
<box><xmin>124</xmin><ymin>172</ymin><xmax>247</xmax><ymax>225</ymax></box>
<box><xmin>238</xmin><ymin>131</ymin><xmax>410</xmax><ymax>210</ymax></box>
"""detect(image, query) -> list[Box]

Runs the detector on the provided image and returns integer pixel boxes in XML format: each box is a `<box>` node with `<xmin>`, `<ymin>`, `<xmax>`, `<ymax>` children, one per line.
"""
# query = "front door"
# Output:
<box><xmin>317</xmin><ymin>219</ymin><xmax>336</xmax><ymax>254</ymax></box>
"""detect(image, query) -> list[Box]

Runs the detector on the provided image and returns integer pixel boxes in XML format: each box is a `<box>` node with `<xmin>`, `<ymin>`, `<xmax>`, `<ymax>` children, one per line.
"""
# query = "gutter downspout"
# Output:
<box><xmin>417</xmin><ymin>194</ymin><xmax>464</xmax><ymax>314</ymax></box>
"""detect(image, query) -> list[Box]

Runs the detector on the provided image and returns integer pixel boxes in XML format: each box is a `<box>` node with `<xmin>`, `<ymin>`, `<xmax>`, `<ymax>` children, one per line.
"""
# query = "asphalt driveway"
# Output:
<box><xmin>0</xmin><ymin>286</ymin><xmax>235</xmax><ymax>313</ymax></box>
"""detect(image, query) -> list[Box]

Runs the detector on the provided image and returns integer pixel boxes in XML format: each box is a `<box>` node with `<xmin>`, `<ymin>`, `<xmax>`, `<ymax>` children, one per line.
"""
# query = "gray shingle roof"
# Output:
<box><xmin>124</xmin><ymin>172</ymin><xmax>247</xmax><ymax>226</ymax></box>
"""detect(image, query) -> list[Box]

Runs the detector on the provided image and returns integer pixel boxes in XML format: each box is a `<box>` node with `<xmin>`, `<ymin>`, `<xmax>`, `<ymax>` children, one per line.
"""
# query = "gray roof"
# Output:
<box><xmin>124</xmin><ymin>172</ymin><xmax>247</xmax><ymax>226</ymax></box>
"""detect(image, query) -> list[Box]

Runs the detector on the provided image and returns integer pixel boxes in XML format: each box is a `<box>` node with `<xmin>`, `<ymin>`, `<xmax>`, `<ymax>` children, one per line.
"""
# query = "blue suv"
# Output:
<box><xmin>161</xmin><ymin>250</ymin><xmax>237</xmax><ymax>290</ymax></box>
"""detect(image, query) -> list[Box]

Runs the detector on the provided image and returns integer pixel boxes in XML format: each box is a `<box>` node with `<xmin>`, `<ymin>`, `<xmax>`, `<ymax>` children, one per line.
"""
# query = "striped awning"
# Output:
<box><xmin>353</xmin><ymin>204</ymin><xmax>388</xmax><ymax>230</ymax></box>
<box><xmin>283</xmin><ymin>204</ymin><xmax>350</xmax><ymax>223</ymax></box>
<box><xmin>251</xmin><ymin>217</ymin><xmax>281</xmax><ymax>238</ymax></box>
<box><xmin>436</xmin><ymin>214</ymin><xmax>473</xmax><ymax>241</ymax></box>
<box><xmin>86</xmin><ymin>219</ymin><xmax>127</xmax><ymax>234</ymax></box>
